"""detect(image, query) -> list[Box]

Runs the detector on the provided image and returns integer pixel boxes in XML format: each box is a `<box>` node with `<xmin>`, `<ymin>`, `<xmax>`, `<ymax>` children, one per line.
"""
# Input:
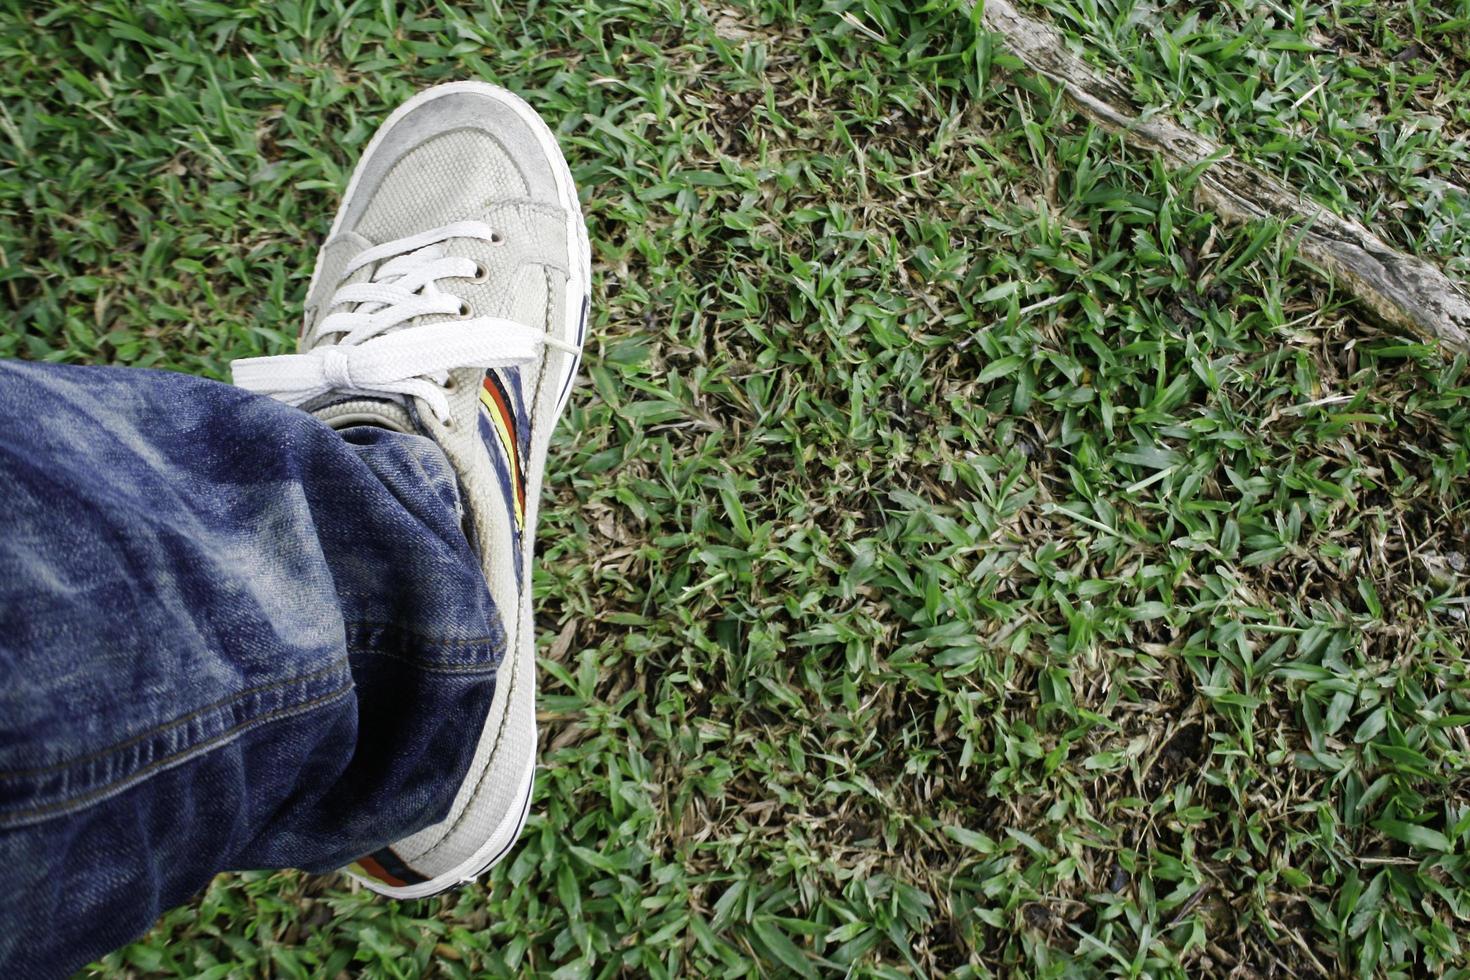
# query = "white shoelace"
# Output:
<box><xmin>231</xmin><ymin>221</ymin><xmax>575</xmax><ymax>422</ymax></box>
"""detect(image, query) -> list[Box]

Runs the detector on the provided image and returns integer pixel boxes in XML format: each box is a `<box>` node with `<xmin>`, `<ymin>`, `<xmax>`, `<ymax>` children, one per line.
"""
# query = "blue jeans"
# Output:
<box><xmin>0</xmin><ymin>361</ymin><xmax>504</xmax><ymax>978</ymax></box>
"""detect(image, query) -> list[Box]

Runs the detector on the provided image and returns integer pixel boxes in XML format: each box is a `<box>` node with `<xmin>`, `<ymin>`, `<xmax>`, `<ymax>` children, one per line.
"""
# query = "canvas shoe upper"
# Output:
<box><xmin>231</xmin><ymin>82</ymin><xmax>590</xmax><ymax>897</ymax></box>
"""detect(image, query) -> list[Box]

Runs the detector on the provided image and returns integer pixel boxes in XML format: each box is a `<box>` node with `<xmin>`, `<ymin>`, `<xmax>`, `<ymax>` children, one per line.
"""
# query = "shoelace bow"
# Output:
<box><xmin>231</xmin><ymin>220</ymin><xmax>575</xmax><ymax>422</ymax></box>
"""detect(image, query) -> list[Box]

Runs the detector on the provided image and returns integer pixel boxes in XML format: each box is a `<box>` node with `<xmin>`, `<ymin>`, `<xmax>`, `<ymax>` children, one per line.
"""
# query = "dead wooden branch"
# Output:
<box><xmin>972</xmin><ymin>0</ymin><xmax>1470</xmax><ymax>352</ymax></box>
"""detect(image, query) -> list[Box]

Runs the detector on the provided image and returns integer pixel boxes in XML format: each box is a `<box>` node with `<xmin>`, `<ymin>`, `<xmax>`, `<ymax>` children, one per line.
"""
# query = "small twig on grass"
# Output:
<box><xmin>1166</xmin><ymin>884</ymin><xmax>1213</xmax><ymax>929</ymax></box>
<box><xmin>968</xmin><ymin>0</ymin><xmax>1470</xmax><ymax>352</ymax></box>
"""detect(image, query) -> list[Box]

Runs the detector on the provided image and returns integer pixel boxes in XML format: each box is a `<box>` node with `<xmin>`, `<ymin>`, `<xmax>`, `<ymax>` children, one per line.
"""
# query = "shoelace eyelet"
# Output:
<box><xmin>490</xmin><ymin>231</ymin><xmax>506</xmax><ymax>246</ymax></box>
<box><xmin>467</xmin><ymin>262</ymin><xmax>490</xmax><ymax>284</ymax></box>
<box><xmin>455</xmin><ymin>300</ymin><xmax>473</xmax><ymax>319</ymax></box>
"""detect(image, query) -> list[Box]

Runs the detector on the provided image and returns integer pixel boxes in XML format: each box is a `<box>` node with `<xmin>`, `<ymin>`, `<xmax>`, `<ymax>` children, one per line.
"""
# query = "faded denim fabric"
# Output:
<box><xmin>0</xmin><ymin>360</ymin><xmax>505</xmax><ymax>978</ymax></box>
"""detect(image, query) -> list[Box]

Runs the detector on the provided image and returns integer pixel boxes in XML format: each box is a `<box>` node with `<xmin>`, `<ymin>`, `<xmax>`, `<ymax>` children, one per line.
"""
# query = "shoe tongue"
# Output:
<box><xmin>307</xmin><ymin>256</ymin><xmax>413</xmax><ymax>432</ymax></box>
<box><xmin>307</xmin><ymin>394</ymin><xmax>419</xmax><ymax>434</ymax></box>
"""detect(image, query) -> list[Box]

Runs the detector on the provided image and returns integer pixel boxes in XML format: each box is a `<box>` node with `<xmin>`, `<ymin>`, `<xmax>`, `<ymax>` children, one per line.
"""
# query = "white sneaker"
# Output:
<box><xmin>231</xmin><ymin>81</ymin><xmax>590</xmax><ymax>897</ymax></box>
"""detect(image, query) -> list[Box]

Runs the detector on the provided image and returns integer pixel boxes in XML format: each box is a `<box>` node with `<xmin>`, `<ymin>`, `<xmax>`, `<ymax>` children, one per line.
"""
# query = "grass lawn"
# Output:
<box><xmin>4</xmin><ymin>0</ymin><xmax>1470</xmax><ymax>975</ymax></box>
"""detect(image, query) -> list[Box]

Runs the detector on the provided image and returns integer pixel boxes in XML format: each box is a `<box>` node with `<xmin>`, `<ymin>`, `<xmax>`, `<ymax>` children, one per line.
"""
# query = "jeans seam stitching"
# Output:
<box><xmin>0</xmin><ymin>658</ymin><xmax>351</xmax><ymax>779</ymax></box>
<box><xmin>0</xmin><ymin>681</ymin><xmax>355</xmax><ymax>827</ymax></box>
<box><xmin>347</xmin><ymin>646</ymin><xmax>503</xmax><ymax>675</ymax></box>
<box><xmin>342</xmin><ymin>620</ymin><xmax>506</xmax><ymax>651</ymax></box>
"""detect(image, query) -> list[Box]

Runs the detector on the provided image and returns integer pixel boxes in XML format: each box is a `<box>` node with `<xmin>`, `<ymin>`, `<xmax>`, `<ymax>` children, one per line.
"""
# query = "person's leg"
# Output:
<box><xmin>230</xmin><ymin>80</ymin><xmax>590</xmax><ymax>900</ymax></box>
<box><xmin>0</xmin><ymin>359</ymin><xmax>504</xmax><ymax>977</ymax></box>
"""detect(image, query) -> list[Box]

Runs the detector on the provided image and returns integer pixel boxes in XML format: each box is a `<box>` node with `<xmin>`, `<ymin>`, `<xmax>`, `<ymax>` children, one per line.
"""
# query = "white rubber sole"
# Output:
<box><xmin>333</xmin><ymin>81</ymin><xmax>590</xmax><ymax>900</ymax></box>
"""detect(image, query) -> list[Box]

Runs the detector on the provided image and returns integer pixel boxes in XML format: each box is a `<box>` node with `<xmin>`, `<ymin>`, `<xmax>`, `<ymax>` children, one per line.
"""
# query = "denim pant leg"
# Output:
<box><xmin>0</xmin><ymin>360</ymin><xmax>505</xmax><ymax>978</ymax></box>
